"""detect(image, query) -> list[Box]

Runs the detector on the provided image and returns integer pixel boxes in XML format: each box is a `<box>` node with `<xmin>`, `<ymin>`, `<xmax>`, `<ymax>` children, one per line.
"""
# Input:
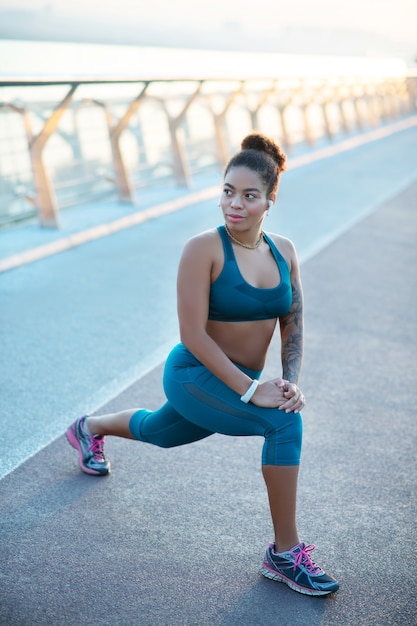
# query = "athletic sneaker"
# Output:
<box><xmin>66</xmin><ymin>416</ymin><xmax>110</xmax><ymax>476</ymax></box>
<box><xmin>260</xmin><ymin>542</ymin><xmax>339</xmax><ymax>596</ymax></box>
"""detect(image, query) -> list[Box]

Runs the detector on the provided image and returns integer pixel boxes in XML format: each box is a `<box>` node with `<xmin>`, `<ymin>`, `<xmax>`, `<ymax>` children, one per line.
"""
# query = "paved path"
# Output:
<box><xmin>0</xmin><ymin>120</ymin><xmax>416</xmax><ymax>625</ymax></box>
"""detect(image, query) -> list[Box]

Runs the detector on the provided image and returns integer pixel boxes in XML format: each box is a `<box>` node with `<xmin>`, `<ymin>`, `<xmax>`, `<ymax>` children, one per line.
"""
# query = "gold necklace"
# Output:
<box><xmin>224</xmin><ymin>223</ymin><xmax>264</xmax><ymax>249</ymax></box>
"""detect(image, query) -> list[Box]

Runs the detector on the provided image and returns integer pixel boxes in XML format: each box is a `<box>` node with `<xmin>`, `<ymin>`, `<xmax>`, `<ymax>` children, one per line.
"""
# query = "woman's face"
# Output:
<box><xmin>220</xmin><ymin>166</ymin><xmax>272</xmax><ymax>229</ymax></box>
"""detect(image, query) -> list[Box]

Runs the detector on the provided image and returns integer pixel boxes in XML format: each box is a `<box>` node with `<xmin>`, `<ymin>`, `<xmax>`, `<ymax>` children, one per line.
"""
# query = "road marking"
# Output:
<box><xmin>1</xmin><ymin>115</ymin><xmax>416</xmax><ymax>274</ymax></box>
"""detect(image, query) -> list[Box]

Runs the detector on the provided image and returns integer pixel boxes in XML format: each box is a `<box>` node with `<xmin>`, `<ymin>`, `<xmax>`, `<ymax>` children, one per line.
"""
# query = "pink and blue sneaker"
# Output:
<box><xmin>66</xmin><ymin>416</ymin><xmax>110</xmax><ymax>476</ymax></box>
<box><xmin>260</xmin><ymin>542</ymin><xmax>339</xmax><ymax>596</ymax></box>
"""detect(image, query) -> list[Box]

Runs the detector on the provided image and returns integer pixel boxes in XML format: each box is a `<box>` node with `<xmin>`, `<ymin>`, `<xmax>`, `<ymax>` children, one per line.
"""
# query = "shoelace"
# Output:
<box><xmin>291</xmin><ymin>543</ymin><xmax>323</xmax><ymax>575</ymax></box>
<box><xmin>89</xmin><ymin>436</ymin><xmax>105</xmax><ymax>460</ymax></box>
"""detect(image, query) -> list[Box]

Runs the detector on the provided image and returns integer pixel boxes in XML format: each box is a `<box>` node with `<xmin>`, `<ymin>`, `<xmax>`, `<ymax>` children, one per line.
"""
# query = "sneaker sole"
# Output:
<box><xmin>260</xmin><ymin>565</ymin><xmax>338</xmax><ymax>596</ymax></box>
<box><xmin>66</xmin><ymin>427</ymin><xmax>110</xmax><ymax>476</ymax></box>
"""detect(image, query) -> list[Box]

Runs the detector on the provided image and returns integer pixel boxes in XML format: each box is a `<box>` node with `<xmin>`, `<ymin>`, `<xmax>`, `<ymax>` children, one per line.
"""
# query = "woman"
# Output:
<box><xmin>66</xmin><ymin>132</ymin><xmax>339</xmax><ymax>596</ymax></box>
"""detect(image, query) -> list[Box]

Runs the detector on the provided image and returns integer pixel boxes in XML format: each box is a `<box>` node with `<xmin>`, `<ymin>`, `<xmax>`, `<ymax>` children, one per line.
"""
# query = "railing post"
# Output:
<box><xmin>164</xmin><ymin>81</ymin><xmax>204</xmax><ymax>187</ymax></box>
<box><xmin>386</xmin><ymin>82</ymin><xmax>396</xmax><ymax>119</ymax></box>
<box><xmin>351</xmin><ymin>83</ymin><xmax>365</xmax><ymax>131</ymax></box>
<box><xmin>319</xmin><ymin>82</ymin><xmax>335</xmax><ymax>140</ymax></box>
<box><xmin>168</xmin><ymin>118</ymin><xmax>191</xmax><ymax>186</ymax></box>
<box><xmin>29</xmin><ymin>83</ymin><xmax>78</xmax><ymax>227</ymax></box>
<box><xmin>394</xmin><ymin>79</ymin><xmax>406</xmax><ymax>115</ymax></box>
<box><xmin>338</xmin><ymin>100</ymin><xmax>350</xmax><ymax>134</ymax></box>
<box><xmin>334</xmin><ymin>85</ymin><xmax>350</xmax><ymax>135</ymax></box>
<box><xmin>107</xmin><ymin>82</ymin><xmax>149</xmax><ymax>202</ymax></box>
<box><xmin>365</xmin><ymin>85</ymin><xmax>378</xmax><ymax>126</ymax></box>
<box><xmin>249</xmin><ymin>109</ymin><xmax>259</xmax><ymax>129</ymax></box>
<box><xmin>301</xmin><ymin>103</ymin><xmax>315</xmax><ymax>146</ymax></box>
<box><xmin>376</xmin><ymin>83</ymin><xmax>389</xmax><ymax>121</ymax></box>
<box><xmin>277</xmin><ymin>104</ymin><xmax>291</xmax><ymax>151</ymax></box>
<box><xmin>246</xmin><ymin>82</ymin><xmax>277</xmax><ymax>131</ymax></box>
<box><xmin>211</xmin><ymin>82</ymin><xmax>245</xmax><ymax>168</ymax></box>
<box><xmin>213</xmin><ymin>112</ymin><xmax>229</xmax><ymax>167</ymax></box>
<box><xmin>405</xmin><ymin>77</ymin><xmax>415</xmax><ymax>112</ymax></box>
<box><xmin>321</xmin><ymin>100</ymin><xmax>334</xmax><ymax>140</ymax></box>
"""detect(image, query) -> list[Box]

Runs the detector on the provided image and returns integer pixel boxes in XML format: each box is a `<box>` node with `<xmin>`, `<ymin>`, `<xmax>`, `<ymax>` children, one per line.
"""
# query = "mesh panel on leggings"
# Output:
<box><xmin>183</xmin><ymin>382</ymin><xmax>262</xmax><ymax>422</ymax></box>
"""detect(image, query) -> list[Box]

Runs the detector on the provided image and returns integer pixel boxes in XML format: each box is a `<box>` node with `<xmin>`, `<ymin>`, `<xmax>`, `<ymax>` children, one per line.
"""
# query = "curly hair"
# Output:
<box><xmin>224</xmin><ymin>132</ymin><xmax>287</xmax><ymax>197</ymax></box>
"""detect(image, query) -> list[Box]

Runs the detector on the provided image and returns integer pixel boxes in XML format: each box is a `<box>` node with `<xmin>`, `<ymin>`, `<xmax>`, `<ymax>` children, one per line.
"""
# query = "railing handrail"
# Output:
<box><xmin>1</xmin><ymin>71</ymin><xmax>414</xmax><ymax>88</ymax></box>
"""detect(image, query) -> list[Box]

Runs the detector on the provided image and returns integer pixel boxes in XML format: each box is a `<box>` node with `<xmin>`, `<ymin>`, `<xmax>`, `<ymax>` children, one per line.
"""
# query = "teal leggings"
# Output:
<box><xmin>129</xmin><ymin>343</ymin><xmax>302</xmax><ymax>466</ymax></box>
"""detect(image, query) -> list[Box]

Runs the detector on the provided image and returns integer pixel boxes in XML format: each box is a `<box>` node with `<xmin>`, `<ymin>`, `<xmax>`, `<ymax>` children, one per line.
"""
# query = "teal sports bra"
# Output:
<box><xmin>208</xmin><ymin>225</ymin><xmax>292</xmax><ymax>322</ymax></box>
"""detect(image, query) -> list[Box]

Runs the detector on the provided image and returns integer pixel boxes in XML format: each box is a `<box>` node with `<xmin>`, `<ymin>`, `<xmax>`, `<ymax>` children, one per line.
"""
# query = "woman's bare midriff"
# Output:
<box><xmin>206</xmin><ymin>318</ymin><xmax>278</xmax><ymax>371</ymax></box>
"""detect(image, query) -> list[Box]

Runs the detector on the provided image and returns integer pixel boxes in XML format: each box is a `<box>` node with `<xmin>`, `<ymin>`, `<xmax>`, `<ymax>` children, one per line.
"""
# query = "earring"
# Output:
<box><xmin>267</xmin><ymin>200</ymin><xmax>274</xmax><ymax>216</ymax></box>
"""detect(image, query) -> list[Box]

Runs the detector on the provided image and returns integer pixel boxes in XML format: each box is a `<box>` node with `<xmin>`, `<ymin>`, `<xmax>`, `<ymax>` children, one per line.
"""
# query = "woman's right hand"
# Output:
<box><xmin>250</xmin><ymin>379</ymin><xmax>288</xmax><ymax>408</ymax></box>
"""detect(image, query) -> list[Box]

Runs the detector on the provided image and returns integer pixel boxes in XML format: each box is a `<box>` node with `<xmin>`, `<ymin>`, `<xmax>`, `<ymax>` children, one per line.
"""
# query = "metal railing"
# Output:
<box><xmin>1</xmin><ymin>68</ymin><xmax>416</xmax><ymax>227</ymax></box>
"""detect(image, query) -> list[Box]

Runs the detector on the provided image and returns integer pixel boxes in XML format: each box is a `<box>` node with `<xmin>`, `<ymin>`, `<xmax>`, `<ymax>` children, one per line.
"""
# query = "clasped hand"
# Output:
<box><xmin>251</xmin><ymin>378</ymin><xmax>305</xmax><ymax>413</ymax></box>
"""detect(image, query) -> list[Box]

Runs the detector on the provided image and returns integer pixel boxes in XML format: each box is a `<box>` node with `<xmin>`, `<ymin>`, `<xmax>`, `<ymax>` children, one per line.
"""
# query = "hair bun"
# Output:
<box><xmin>241</xmin><ymin>132</ymin><xmax>287</xmax><ymax>173</ymax></box>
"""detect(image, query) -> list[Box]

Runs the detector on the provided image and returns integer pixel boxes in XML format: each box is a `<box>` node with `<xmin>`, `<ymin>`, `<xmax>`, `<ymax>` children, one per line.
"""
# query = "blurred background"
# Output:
<box><xmin>0</xmin><ymin>0</ymin><xmax>416</xmax><ymax>226</ymax></box>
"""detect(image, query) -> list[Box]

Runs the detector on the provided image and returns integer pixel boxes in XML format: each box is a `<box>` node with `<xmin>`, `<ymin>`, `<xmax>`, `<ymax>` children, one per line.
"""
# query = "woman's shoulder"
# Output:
<box><xmin>180</xmin><ymin>228</ymin><xmax>221</xmax><ymax>259</ymax></box>
<box><xmin>264</xmin><ymin>232</ymin><xmax>298</xmax><ymax>267</ymax></box>
<box><xmin>183</xmin><ymin>227</ymin><xmax>221</xmax><ymax>250</ymax></box>
<box><xmin>265</xmin><ymin>231</ymin><xmax>296</xmax><ymax>254</ymax></box>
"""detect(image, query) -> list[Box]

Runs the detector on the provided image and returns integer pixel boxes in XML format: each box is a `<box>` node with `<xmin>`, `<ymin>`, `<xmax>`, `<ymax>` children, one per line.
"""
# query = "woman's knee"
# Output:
<box><xmin>129</xmin><ymin>407</ymin><xmax>212</xmax><ymax>448</ymax></box>
<box><xmin>129</xmin><ymin>409</ymin><xmax>172</xmax><ymax>446</ymax></box>
<box><xmin>262</xmin><ymin>411</ymin><xmax>303</xmax><ymax>466</ymax></box>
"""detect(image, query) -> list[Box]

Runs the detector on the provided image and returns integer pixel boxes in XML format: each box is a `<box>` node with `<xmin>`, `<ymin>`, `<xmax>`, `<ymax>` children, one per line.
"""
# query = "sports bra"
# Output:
<box><xmin>208</xmin><ymin>225</ymin><xmax>292</xmax><ymax>322</ymax></box>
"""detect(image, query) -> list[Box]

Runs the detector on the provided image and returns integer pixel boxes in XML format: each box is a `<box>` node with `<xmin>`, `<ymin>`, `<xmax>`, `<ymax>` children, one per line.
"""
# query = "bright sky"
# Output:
<box><xmin>2</xmin><ymin>0</ymin><xmax>417</xmax><ymax>45</ymax></box>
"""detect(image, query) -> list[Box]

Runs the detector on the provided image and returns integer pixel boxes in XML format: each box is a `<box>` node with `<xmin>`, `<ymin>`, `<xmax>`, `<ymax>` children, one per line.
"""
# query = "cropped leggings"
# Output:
<box><xmin>129</xmin><ymin>343</ymin><xmax>302</xmax><ymax>466</ymax></box>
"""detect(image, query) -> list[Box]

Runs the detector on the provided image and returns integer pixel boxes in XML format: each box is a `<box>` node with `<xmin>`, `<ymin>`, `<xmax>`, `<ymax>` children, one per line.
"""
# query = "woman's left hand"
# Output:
<box><xmin>277</xmin><ymin>381</ymin><xmax>305</xmax><ymax>414</ymax></box>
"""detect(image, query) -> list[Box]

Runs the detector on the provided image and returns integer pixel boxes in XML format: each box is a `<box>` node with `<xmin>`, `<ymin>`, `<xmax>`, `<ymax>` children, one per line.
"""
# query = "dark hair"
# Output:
<box><xmin>224</xmin><ymin>132</ymin><xmax>287</xmax><ymax>197</ymax></box>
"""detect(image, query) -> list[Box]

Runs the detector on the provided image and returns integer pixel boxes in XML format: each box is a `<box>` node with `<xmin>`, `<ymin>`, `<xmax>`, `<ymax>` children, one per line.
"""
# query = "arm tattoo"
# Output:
<box><xmin>280</xmin><ymin>278</ymin><xmax>304</xmax><ymax>383</ymax></box>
